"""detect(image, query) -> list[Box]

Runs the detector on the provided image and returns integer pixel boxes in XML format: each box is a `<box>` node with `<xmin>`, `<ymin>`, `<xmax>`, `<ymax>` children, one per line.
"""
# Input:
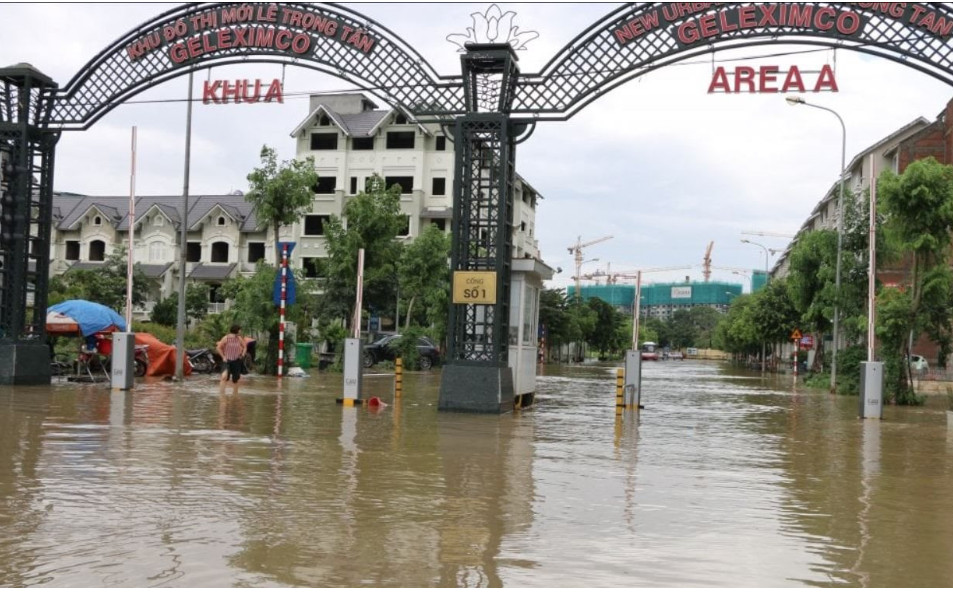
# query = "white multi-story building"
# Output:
<box><xmin>772</xmin><ymin>116</ymin><xmax>929</xmax><ymax>279</ymax></box>
<box><xmin>47</xmin><ymin>92</ymin><xmax>543</xmax><ymax>318</ymax></box>
<box><xmin>288</xmin><ymin>92</ymin><xmax>541</xmax><ymax>272</ymax></box>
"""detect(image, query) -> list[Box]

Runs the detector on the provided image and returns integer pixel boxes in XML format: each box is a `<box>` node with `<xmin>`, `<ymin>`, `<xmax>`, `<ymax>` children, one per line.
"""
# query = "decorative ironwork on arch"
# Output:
<box><xmin>49</xmin><ymin>2</ymin><xmax>466</xmax><ymax>129</ymax></box>
<box><xmin>504</xmin><ymin>2</ymin><xmax>953</xmax><ymax>121</ymax></box>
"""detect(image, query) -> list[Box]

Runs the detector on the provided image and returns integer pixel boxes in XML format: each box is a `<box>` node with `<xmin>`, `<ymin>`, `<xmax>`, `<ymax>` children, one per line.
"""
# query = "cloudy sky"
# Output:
<box><xmin>2</xmin><ymin>2</ymin><xmax>951</xmax><ymax>292</ymax></box>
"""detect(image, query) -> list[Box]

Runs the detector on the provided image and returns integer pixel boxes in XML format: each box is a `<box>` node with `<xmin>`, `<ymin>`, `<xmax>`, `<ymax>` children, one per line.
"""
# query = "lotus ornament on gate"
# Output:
<box><xmin>447</xmin><ymin>4</ymin><xmax>539</xmax><ymax>51</ymax></box>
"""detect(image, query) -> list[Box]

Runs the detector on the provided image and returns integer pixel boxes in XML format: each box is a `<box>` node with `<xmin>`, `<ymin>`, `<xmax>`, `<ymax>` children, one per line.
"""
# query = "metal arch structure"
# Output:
<box><xmin>505</xmin><ymin>2</ymin><xmax>953</xmax><ymax>120</ymax></box>
<box><xmin>48</xmin><ymin>2</ymin><xmax>465</xmax><ymax>130</ymax></box>
<box><xmin>4</xmin><ymin>2</ymin><xmax>953</xmax><ymax>394</ymax></box>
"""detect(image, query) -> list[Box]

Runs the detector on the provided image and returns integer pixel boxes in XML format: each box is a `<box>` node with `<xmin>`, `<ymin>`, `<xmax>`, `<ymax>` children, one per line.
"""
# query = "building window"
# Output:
<box><xmin>350</xmin><ymin>177</ymin><xmax>358</xmax><ymax>195</ymax></box>
<box><xmin>154</xmin><ymin>215</ymin><xmax>164</xmax><ymax>226</ymax></box>
<box><xmin>217</xmin><ymin>216</ymin><xmax>226</xmax><ymax>226</ymax></box>
<box><xmin>149</xmin><ymin>241</ymin><xmax>165</xmax><ymax>261</ymax></box>
<box><xmin>313</xmin><ymin>176</ymin><xmax>336</xmax><ymax>194</ymax></box>
<box><xmin>385</xmin><ymin>131</ymin><xmax>415</xmax><ymax>149</ymax></box>
<box><xmin>352</xmin><ymin>137</ymin><xmax>374</xmax><ymax>151</ymax></box>
<box><xmin>319</xmin><ymin>115</ymin><xmax>331</xmax><ymax>126</ymax></box>
<box><xmin>248</xmin><ymin>242</ymin><xmax>265</xmax><ymax>263</ymax></box>
<box><xmin>432</xmin><ymin>177</ymin><xmax>446</xmax><ymax>196</ymax></box>
<box><xmin>310</xmin><ymin>132</ymin><xmax>338</xmax><ymax>150</ymax></box>
<box><xmin>187</xmin><ymin>242</ymin><xmax>201</xmax><ymax>263</ymax></box>
<box><xmin>65</xmin><ymin>241</ymin><xmax>80</xmax><ymax>260</ymax></box>
<box><xmin>435</xmin><ymin>135</ymin><xmax>446</xmax><ymax>151</ymax></box>
<box><xmin>89</xmin><ymin>240</ymin><xmax>106</xmax><ymax>262</ymax></box>
<box><xmin>211</xmin><ymin>241</ymin><xmax>229</xmax><ymax>263</ymax></box>
<box><xmin>385</xmin><ymin>176</ymin><xmax>414</xmax><ymax>194</ymax></box>
<box><xmin>303</xmin><ymin>257</ymin><xmax>327</xmax><ymax>278</ymax></box>
<box><xmin>394</xmin><ymin>113</ymin><xmax>408</xmax><ymax>125</ymax></box>
<box><xmin>304</xmin><ymin>215</ymin><xmax>331</xmax><ymax>236</ymax></box>
<box><xmin>93</xmin><ymin>216</ymin><xmax>102</xmax><ymax>226</ymax></box>
<box><xmin>209</xmin><ymin>283</ymin><xmax>224</xmax><ymax>305</ymax></box>
<box><xmin>431</xmin><ymin>219</ymin><xmax>447</xmax><ymax>232</ymax></box>
<box><xmin>398</xmin><ymin>216</ymin><xmax>411</xmax><ymax>237</ymax></box>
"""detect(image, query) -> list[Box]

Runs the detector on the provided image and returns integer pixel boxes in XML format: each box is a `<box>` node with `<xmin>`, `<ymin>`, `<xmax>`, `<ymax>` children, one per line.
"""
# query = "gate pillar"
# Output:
<box><xmin>438</xmin><ymin>45</ymin><xmax>520</xmax><ymax>413</ymax></box>
<box><xmin>0</xmin><ymin>64</ymin><xmax>59</xmax><ymax>385</ymax></box>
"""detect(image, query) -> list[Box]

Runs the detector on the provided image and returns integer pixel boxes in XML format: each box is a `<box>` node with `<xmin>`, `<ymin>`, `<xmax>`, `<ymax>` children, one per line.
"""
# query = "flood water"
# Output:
<box><xmin>1</xmin><ymin>360</ymin><xmax>952</xmax><ymax>588</ymax></box>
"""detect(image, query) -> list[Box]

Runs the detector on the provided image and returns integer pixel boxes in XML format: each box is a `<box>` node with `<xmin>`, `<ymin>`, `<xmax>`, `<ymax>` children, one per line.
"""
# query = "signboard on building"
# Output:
<box><xmin>671</xmin><ymin>287</ymin><xmax>692</xmax><ymax>300</ymax></box>
<box><xmin>453</xmin><ymin>271</ymin><xmax>497</xmax><ymax>305</ymax></box>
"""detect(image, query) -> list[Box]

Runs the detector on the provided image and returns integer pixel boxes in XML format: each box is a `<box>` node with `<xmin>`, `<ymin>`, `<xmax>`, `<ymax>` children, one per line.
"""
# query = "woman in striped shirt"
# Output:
<box><xmin>217</xmin><ymin>324</ymin><xmax>247</xmax><ymax>384</ymax></box>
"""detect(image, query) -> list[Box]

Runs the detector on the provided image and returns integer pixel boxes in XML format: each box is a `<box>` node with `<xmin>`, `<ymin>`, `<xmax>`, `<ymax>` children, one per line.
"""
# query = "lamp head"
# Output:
<box><xmin>741</xmin><ymin>239</ymin><xmax>750</xmax><ymax>244</ymax></box>
<box><xmin>786</xmin><ymin>96</ymin><xmax>805</xmax><ymax>106</ymax></box>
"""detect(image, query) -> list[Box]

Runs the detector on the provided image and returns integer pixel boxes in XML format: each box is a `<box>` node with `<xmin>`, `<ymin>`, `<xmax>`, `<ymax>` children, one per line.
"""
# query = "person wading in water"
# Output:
<box><xmin>217</xmin><ymin>324</ymin><xmax>247</xmax><ymax>384</ymax></box>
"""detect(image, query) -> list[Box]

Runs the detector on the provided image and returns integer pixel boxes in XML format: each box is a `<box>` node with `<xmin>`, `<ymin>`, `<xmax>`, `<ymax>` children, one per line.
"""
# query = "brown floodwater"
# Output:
<box><xmin>1</xmin><ymin>361</ymin><xmax>951</xmax><ymax>587</ymax></box>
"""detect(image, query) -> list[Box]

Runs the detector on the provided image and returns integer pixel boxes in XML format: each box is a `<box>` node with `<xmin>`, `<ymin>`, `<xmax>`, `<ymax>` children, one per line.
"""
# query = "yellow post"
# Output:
<box><xmin>616</xmin><ymin>368</ymin><xmax>624</xmax><ymax>415</ymax></box>
<box><xmin>395</xmin><ymin>357</ymin><xmax>403</xmax><ymax>400</ymax></box>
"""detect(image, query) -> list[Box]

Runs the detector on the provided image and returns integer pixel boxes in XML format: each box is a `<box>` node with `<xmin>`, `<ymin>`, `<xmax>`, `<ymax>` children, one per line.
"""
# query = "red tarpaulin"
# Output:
<box><xmin>134</xmin><ymin>332</ymin><xmax>192</xmax><ymax>377</ymax></box>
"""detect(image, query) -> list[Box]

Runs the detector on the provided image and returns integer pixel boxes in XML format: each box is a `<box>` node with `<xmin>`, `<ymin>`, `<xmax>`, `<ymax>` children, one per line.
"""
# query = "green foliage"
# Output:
<box><xmin>392</xmin><ymin>326</ymin><xmax>426</xmax><ymax>370</ymax></box>
<box><xmin>834</xmin><ymin>345</ymin><xmax>866</xmax><ymax>396</ymax></box>
<box><xmin>398</xmin><ymin>224</ymin><xmax>451</xmax><ymax>340</ymax></box>
<box><xmin>134</xmin><ymin>321</ymin><xmax>178</xmax><ymax>345</ymax></box>
<box><xmin>787</xmin><ymin>230</ymin><xmax>838</xmax><ymax>370</ymax></box>
<box><xmin>149</xmin><ymin>283</ymin><xmax>210</xmax><ymax>327</ymax></box>
<box><xmin>539</xmin><ymin>288</ymin><xmax>571</xmax><ymax>348</ymax></box>
<box><xmin>318</xmin><ymin>174</ymin><xmax>405</xmax><ymax>333</ymax></box>
<box><xmin>584</xmin><ymin>297</ymin><xmax>627</xmax><ymax>359</ymax></box>
<box><xmin>715</xmin><ymin>293</ymin><xmax>759</xmax><ymax>355</ymax></box>
<box><xmin>245</xmin><ymin>145</ymin><xmax>318</xmax><ymax>265</ymax></box>
<box><xmin>876</xmin><ymin>157</ymin><xmax>953</xmax><ymax>404</ymax></box>
<box><xmin>219</xmin><ymin>265</ymin><xmax>310</xmax><ymax>374</ymax></box>
<box><xmin>48</xmin><ymin>246</ymin><xmax>154</xmax><ymax>312</ymax></box>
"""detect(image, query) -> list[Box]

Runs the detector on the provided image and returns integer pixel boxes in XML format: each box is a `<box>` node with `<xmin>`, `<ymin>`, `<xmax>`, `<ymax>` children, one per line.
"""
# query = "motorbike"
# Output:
<box><xmin>186</xmin><ymin>348</ymin><xmax>218</xmax><ymax>374</ymax></box>
<box><xmin>133</xmin><ymin>344</ymin><xmax>149</xmax><ymax>377</ymax></box>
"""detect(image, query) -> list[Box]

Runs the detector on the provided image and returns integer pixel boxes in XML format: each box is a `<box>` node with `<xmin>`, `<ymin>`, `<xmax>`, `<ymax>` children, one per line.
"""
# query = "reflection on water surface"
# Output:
<box><xmin>1</xmin><ymin>362</ymin><xmax>951</xmax><ymax>587</ymax></box>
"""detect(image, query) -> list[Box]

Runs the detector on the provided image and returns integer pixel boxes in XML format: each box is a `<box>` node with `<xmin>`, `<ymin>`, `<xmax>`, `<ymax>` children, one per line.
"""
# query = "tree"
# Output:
<box><xmin>751</xmin><ymin>278</ymin><xmax>800</xmax><ymax>349</ymax></box>
<box><xmin>787</xmin><ymin>230</ymin><xmax>838</xmax><ymax>371</ymax></box>
<box><xmin>584</xmin><ymin>297</ymin><xmax>626</xmax><ymax>358</ymax></box>
<box><xmin>150</xmin><ymin>283</ymin><xmax>211</xmax><ymax>326</ymax></box>
<box><xmin>877</xmin><ymin>157</ymin><xmax>953</xmax><ymax>404</ymax></box>
<box><xmin>539</xmin><ymin>288</ymin><xmax>571</xmax><ymax>359</ymax></box>
<box><xmin>219</xmin><ymin>265</ymin><xmax>316</xmax><ymax>374</ymax></box>
<box><xmin>319</xmin><ymin>174</ymin><xmax>405</xmax><ymax>333</ymax></box>
<box><xmin>397</xmin><ymin>224</ymin><xmax>451</xmax><ymax>335</ymax></box>
<box><xmin>245</xmin><ymin>145</ymin><xmax>318</xmax><ymax>265</ymax></box>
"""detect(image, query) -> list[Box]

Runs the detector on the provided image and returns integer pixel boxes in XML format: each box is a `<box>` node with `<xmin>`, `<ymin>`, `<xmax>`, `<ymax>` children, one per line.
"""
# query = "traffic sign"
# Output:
<box><xmin>790</xmin><ymin>329</ymin><xmax>802</xmax><ymax>341</ymax></box>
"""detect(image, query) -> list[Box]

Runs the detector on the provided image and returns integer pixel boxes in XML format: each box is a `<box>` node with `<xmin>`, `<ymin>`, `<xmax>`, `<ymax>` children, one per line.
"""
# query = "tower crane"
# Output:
<box><xmin>568</xmin><ymin>235</ymin><xmax>613</xmax><ymax>299</ymax></box>
<box><xmin>702</xmin><ymin>241</ymin><xmax>714</xmax><ymax>282</ymax></box>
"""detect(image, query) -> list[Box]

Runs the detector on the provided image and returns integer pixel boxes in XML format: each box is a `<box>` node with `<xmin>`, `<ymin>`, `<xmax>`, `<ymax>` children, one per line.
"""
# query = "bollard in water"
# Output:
<box><xmin>395</xmin><ymin>357</ymin><xmax>403</xmax><ymax>400</ymax></box>
<box><xmin>616</xmin><ymin>368</ymin><xmax>624</xmax><ymax>414</ymax></box>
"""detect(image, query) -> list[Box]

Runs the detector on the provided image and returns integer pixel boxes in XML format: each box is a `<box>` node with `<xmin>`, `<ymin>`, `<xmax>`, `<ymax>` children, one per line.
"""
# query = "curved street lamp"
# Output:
<box><xmin>786</xmin><ymin>95</ymin><xmax>847</xmax><ymax>394</ymax></box>
<box><xmin>741</xmin><ymin>239</ymin><xmax>770</xmax><ymax>374</ymax></box>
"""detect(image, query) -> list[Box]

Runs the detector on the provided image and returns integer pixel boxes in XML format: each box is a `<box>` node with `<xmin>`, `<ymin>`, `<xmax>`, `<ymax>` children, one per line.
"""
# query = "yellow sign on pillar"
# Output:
<box><xmin>452</xmin><ymin>271</ymin><xmax>497</xmax><ymax>305</ymax></box>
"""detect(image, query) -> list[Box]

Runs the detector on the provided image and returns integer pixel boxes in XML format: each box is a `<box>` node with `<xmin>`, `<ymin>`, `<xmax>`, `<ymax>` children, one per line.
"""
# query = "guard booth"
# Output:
<box><xmin>508</xmin><ymin>258</ymin><xmax>554</xmax><ymax>408</ymax></box>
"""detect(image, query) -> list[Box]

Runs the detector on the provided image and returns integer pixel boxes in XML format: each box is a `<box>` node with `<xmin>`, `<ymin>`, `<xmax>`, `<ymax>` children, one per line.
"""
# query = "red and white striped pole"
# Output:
<box><xmin>278</xmin><ymin>243</ymin><xmax>288</xmax><ymax>378</ymax></box>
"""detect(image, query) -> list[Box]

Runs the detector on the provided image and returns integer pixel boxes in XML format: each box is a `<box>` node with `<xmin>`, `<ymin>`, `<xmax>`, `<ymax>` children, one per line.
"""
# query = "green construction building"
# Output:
<box><xmin>570</xmin><ymin>280</ymin><xmax>744</xmax><ymax>320</ymax></box>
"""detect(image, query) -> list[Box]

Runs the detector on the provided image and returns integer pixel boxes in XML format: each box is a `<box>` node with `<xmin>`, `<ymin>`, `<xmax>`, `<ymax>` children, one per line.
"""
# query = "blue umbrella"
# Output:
<box><xmin>47</xmin><ymin>300</ymin><xmax>126</xmax><ymax>337</ymax></box>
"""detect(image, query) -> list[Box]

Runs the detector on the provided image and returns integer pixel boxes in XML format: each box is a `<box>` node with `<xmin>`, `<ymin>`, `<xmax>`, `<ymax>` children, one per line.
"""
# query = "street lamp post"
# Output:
<box><xmin>742</xmin><ymin>239</ymin><xmax>770</xmax><ymax>374</ymax></box>
<box><xmin>786</xmin><ymin>96</ymin><xmax>846</xmax><ymax>395</ymax></box>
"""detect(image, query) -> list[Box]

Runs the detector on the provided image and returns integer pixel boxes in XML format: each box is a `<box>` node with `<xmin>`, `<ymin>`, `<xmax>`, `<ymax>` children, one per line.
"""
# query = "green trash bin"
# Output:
<box><xmin>295</xmin><ymin>343</ymin><xmax>313</xmax><ymax>369</ymax></box>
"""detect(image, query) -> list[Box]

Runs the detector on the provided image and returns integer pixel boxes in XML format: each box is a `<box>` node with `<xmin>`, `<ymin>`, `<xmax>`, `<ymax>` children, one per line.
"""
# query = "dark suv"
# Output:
<box><xmin>362</xmin><ymin>335</ymin><xmax>440</xmax><ymax>370</ymax></box>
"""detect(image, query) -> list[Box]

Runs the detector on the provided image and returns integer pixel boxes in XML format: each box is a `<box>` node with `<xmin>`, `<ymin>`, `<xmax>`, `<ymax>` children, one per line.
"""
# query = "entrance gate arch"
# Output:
<box><xmin>2</xmin><ymin>3</ymin><xmax>953</xmax><ymax>404</ymax></box>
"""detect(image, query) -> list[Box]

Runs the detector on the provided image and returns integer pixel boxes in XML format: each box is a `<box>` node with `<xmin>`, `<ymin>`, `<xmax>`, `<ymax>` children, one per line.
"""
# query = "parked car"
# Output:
<box><xmin>910</xmin><ymin>354</ymin><xmax>929</xmax><ymax>374</ymax></box>
<box><xmin>362</xmin><ymin>335</ymin><xmax>440</xmax><ymax>370</ymax></box>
